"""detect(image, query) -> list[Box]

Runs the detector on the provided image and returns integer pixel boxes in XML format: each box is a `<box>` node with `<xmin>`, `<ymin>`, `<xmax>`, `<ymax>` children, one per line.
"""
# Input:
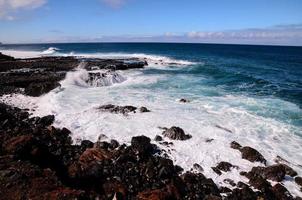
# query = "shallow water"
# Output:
<box><xmin>1</xmin><ymin>43</ymin><xmax>302</xmax><ymax>196</ymax></box>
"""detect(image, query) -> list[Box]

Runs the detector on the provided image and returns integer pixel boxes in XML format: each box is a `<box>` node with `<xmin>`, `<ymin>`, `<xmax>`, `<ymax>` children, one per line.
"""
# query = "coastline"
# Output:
<box><xmin>0</xmin><ymin>52</ymin><xmax>302</xmax><ymax>199</ymax></box>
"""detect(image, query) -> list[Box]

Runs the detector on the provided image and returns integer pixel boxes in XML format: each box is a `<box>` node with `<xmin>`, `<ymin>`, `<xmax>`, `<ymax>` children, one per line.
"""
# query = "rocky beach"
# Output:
<box><xmin>0</xmin><ymin>52</ymin><xmax>302</xmax><ymax>200</ymax></box>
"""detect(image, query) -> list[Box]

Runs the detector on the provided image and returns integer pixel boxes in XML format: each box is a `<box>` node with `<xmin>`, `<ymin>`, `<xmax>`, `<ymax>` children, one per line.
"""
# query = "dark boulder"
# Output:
<box><xmin>272</xmin><ymin>183</ymin><xmax>294</xmax><ymax>200</ymax></box>
<box><xmin>240</xmin><ymin>146</ymin><xmax>266</xmax><ymax>164</ymax></box>
<box><xmin>38</xmin><ymin>115</ymin><xmax>55</xmax><ymax>126</ymax></box>
<box><xmin>131</xmin><ymin>135</ymin><xmax>153</xmax><ymax>155</ymax></box>
<box><xmin>179</xmin><ymin>98</ymin><xmax>190</xmax><ymax>103</ymax></box>
<box><xmin>230</xmin><ymin>141</ymin><xmax>242</xmax><ymax>150</ymax></box>
<box><xmin>98</xmin><ymin>104</ymin><xmax>137</xmax><ymax>115</ymax></box>
<box><xmin>139</xmin><ymin>107</ymin><xmax>150</xmax><ymax>113</ymax></box>
<box><xmin>295</xmin><ymin>177</ymin><xmax>302</xmax><ymax>187</ymax></box>
<box><xmin>216</xmin><ymin>161</ymin><xmax>238</xmax><ymax>172</ymax></box>
<box><xmin>162</xmin><ymin>126</ymin><xmax>192</xmax><ymax>140</ymax></box>
<box><xmin>247</xmin><ymin>164</ymin><xmax>287</xmax><ymax>182</ymax></box>
<box><xmin>154</xmin><ymin>135</ymin><xmax>163</xmax><ymax>141</ymax></box>
<box><xmin>193</xmin><ymin>163</ymin><xmax>204</xmax><ymax>172</ymax></box>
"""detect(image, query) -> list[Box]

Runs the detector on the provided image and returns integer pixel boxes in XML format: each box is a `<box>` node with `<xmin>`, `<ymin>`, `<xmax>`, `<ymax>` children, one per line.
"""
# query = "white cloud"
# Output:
<box><xmin>0</xmin><ymin>0</ymin><xmax>46</xmax><ymax>20</ymax></box>
<box><xmin>102</xmin><ymin>0</ymin><xmax>125</xmax><ymax>8</ymax></box>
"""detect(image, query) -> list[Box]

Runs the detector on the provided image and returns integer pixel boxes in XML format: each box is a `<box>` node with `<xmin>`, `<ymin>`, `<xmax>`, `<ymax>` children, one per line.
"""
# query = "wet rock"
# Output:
<box><xmin>240</xmin><ymin>146</ymin><xmax>266</xmax><ymax>164</ymax></box>
<box><xmin>247</xmin><ymin>164</ymin><xmax>287</xmax><ymax>182</ymax></box>
<box><xmin>216</xmin><ymin>161</ymin><xmax>238</xmax><ymax>172</ymax></box>
<box><xmin>25</xmin><ymin>81</ymin><xmax>61</xmax><ymax>97</ymax></box>
<box><xmin>110</xmin><ymin>139</ymin><xmax>119</xmax><ymax>149</ymax></box>
<box><xmin>154</xmin><ymin>135</ymin><xmax>163</xmax><ymax>141</ymax></box>
<box><xmin>272</xmin><ymin>183</ymin><xmax>294</xmax><ymax>200</ymax></box>
<box><xmin>223</xmin><ymin>179</ymin><xmax>236</xmax><ymax>187</ymax></box>
<box><xmin>219</xmin><ymin>186</ymin><xmax>232</xmax><ymax>193</ymax></box>
<box><xmin>38</xmin><ymin>115</ymin><xmax>55</xmax><ymax>126</ymax></box>
<box><xmin>80</xmin><ymin>140</ymin><xmax>94</xmax><ymax>150</ymax></box>
<box><xmin>295</xmin><ymin>177</ymin><xmax>302</xmax><ymax>187</ymax></box>
<box><xmin>139</xmin><ymin>107</ymin><xmax>150</xmax><ymax>113</ymax></box>
<box><xmin>193</xmin><ymin>163</ymin><xmax>204</xmax><ymax>172</ymax></box>
<box><xmin>212</xmin><ymin>167</ymin><xmax>222</xmax><ymax>175</ymax></box>
<box><xmin>98</xmin><ymin>104</ymin><xmax>137</xmax><ymax>115</ymax></box>
<box><xmin>206</xmin><ymin>138</ymin><xmax>214</xmax><ymax>143</ymax></box>
<box><xmin>248</xmin><ymin>175</ymin><xmax>271</xmax><ymax>192</ymax></box>
<box><xmin>131</xmin><ymin>135</ymin><xmax>153</xmax><ymax>155</ymax></box>
<box><xmin>162</xmin><ymin>126</ymin><xmax>192</xmax><ymax>140</ymax></box>
<box><xmin>281</xmin><ymin>164</ymin><xmax>297</xmax><ymax>177</ymax></box>
<box><xmin>230</xmin><ymin>141</ymin><xmax>242</xmax><ymax>150</ymax></box>
<box><xmin>225</xmin><ymin>186</ymin><xmax>258</xmax><ymax>200</ymax></box>
<box><xmin>179</xmin><ymin>98</ymin><xmax>190</xmax><ymax>103</ymax></box>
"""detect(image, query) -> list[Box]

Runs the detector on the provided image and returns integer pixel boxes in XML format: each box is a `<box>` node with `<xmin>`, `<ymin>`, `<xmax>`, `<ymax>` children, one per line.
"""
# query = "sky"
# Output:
<box><xmin>0</xmin><ymin>0</ymin><xmax>302</xmax><ymax>45</ymax></box>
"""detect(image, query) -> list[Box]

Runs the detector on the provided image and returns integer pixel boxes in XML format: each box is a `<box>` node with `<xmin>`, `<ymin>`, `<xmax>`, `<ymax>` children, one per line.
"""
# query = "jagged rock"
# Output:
<box><xmin>154</xmin><ymin>135</ymin><xmax>163</xmax><ymax>141</ymax></box>
<box><xmin>230</xmin><ymin>141</ymin><xmax>242</xmax><ymax>150</ymax></box>
<box><xmin>98</xmin><ymin>104</ymin><xmax>137</xmax><ymax>115</ymax></box>
<box><xmin>110</xmin><ymin>139</ymin><xmax>119</xmax><ymax>149</ymax></box>
<box><xmin>205</xmin><ymin>138</ymin><xmax>214</xmax><ymax>143</ymax></box>
<box><xmin>223</xmin><ymin>179</ymin><xmax>236</xmax><ymax>187</ymax></box>
<box><xmin>162</xmin><ymin>126</ymin><xmax>192</xmax><ymax>140</ymax></box>
<box><xmin>281</xmin><ymin>164</ymin><xmax>298</xmax><ymax>177</ymax></box>
<box><xmin>212</xmin><ymin>167</ymin><xmax>222</xmax><ymax>175</ymax></box>
<box><xmin>139</xmin><ymin>107</ymin><xmax>150</xmax><ymax>113</ymax></box>
<box><xmin>295</xmin><ymin>177</ymin><xmax>302</xmax><ymax>186</ymax></box>
<box><xmin>179</xmin><ymin>98</ymin><xmax>190</xmax><ymax>103</ymax></box>
<box><xmin>272</xmin><ymin>183</ymin><xmax>294</xmax><ymax>200</ymax></box>
<box><xmin>225</xmin><ymin>187</ymin><xmax>258</xmax><ymax>200</ymax></box>
<box><xmin>193</xmin><ymin>163</ymin><xmax>204</xmax><ymax>172</ymax></box>
<box><xmin>0</xmin><ymin>156</ymin><xmax>87</xmax><ymax>200</ymax></box>
<box><xmin>131</xmin><ymin>135</ymin><xmax>153</xmax><ymax>155</ymax></box>
<box><xmin>248</xmin><ymin>175</ymin><xmax>271</xmax><ymax>192</ymax></box>
<box><xmin>247</xmin><ymin>164</ymin><xmax>287</xmax><ymax>182</ymax></box>
<box><xmin>216</xmin><ymin>161</ymin><xmax>238</xmax><ymax>172</ymax></box>
<box><xmin>25</xmin><ymin>81</ymin><xmax>61</xmax><ymax>96</ymax></box>
<box><xmin>240</xmin><ymin>146</ymin><xmax>266</xmax><ymax>164</ymax></box>
<box><xmin>38</xmin><ymin>115</ymin><xmax>55</xmax><ymax>126</ymax></box>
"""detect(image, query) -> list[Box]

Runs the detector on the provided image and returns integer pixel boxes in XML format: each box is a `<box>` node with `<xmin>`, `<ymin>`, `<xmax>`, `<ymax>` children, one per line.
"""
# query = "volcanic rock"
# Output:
<box><xmin>162</xmin><ymin>126</ymin><xmax>192</xmax><ymax>140</ymax></box>
<box><xmin>240</xmin><ymin>146</ymin><xmax>266</xmax><ymax>164</ymax></box>
<box><xmin>295</xmin><ymin>177</ymin><xmax>302</xmax><ymax>187</ymax></box>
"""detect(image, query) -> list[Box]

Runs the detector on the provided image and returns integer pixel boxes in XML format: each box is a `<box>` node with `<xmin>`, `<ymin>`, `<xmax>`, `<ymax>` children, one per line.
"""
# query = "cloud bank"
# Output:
<box><xmin>0</xmin><ymin>0</ymin><xmax>46</xmax><ymax>20</ymax></box>
<box><xmin>41</xmin><ymin>24</ymin><xmax>302</xmax><ymax>46</ymax></box>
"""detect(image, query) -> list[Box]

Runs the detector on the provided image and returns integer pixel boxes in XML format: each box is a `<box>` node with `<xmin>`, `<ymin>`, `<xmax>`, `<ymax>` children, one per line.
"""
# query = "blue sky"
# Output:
<box><xmin>0</xmin><ymin>0</ymin><xmax>302</xmax><ymax>45</ymax></box>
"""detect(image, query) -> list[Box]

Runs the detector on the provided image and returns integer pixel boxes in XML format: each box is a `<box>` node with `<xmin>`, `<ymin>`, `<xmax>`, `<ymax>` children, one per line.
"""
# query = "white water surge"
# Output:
<box><xmin>1</xmin><ymin>49</ymin><xmax>302</xmax><ymax>197</ymax></box>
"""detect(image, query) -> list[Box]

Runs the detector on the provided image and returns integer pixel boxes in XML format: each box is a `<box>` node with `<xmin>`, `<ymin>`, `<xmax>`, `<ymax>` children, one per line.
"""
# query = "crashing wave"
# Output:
<box><xmin>40</xmin><ymin>47</ymin><xmax>60</xmax><ymax>55</ymax></box>
<box><xmin>62</xmin><ymin>68</ymin><xmax>126</xmax><ymax>87</ymax></box>
<box><xmin>87</xmin><ymin>71</ymin><xmax>126</xmax><ymax>87</ymax></box>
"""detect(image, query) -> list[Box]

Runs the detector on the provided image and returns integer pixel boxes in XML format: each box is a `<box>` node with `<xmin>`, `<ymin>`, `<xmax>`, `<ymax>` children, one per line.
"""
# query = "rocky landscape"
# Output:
<box><xmin>0</xmin><ymin>52</ymin><xmax>302</xmax><ymax>200</ymax></box>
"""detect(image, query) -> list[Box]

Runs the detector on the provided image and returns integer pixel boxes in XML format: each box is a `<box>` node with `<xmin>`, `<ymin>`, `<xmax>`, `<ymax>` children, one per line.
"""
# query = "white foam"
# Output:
<box><xmin>41</xmin><ymin>47</ymin><xmax>60</xmax><ymax>55</ymax></box>
<box><xmin>0</xmin><ymin>49</ymin><xmax>41</xmax><ymax>58</ymax></box>
<box><xmin>0</xmin><ymin>48</ymin><xmax>196</xmax><ymax>66</ymax></box>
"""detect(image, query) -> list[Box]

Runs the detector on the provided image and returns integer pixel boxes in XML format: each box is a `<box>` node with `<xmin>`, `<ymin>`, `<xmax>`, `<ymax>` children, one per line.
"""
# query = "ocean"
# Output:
<box><xmin>1</xmin><ymin>43</ymin><xmax>302</xmax><ymax>195</ymax></box>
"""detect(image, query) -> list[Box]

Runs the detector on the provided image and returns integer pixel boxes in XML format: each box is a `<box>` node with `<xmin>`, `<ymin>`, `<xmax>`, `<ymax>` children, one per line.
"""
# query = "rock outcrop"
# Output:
<box><xmin>162</xmin><ymin>126</ymin><xmax>192</xmax><ymax>140</ymax></box>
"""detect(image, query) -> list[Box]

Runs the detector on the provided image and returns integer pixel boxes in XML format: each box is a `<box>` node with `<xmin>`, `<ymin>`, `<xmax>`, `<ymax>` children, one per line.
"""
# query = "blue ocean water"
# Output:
<box><xmin>1</xmin><ymin>43</ymin><xmax>302</xmax><ymax>127</ymax></box>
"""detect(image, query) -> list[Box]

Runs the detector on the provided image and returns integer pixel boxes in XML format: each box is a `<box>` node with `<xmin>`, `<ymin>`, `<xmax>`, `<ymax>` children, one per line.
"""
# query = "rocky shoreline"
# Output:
<box><xmin>0</xmin><ymin>53</ymin><xmax>302</xmax><ymax>199</ymax></box>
